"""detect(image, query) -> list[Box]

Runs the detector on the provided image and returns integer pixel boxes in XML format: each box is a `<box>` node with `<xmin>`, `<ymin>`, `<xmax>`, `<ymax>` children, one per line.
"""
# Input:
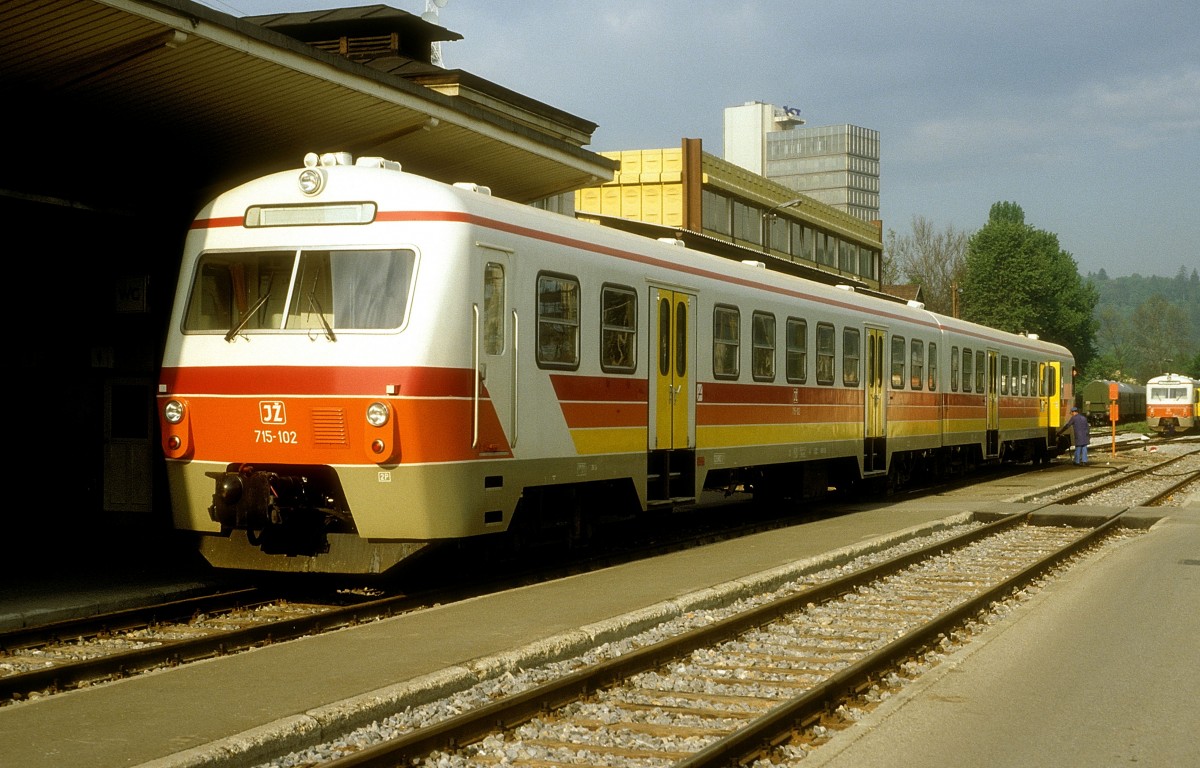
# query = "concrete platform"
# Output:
<box><xmin>805</xmin><ymin>497</ymin><xmax>1200</xmax><ymax>768</ymax></box>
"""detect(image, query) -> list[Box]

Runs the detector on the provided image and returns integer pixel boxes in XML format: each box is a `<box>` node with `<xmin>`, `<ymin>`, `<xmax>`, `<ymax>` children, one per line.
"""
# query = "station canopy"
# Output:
<box><xmin>0</xmin><ymin>0</ymin><xmax>616</xmax><ymax>216</ymax></box>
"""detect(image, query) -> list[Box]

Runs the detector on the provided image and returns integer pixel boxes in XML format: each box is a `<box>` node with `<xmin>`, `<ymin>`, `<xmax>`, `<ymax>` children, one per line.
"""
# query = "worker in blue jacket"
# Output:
<box><xmin>1059</xmin><ymin>406</ymin><xmax>1090</xmax><ymax>465</ymax></box>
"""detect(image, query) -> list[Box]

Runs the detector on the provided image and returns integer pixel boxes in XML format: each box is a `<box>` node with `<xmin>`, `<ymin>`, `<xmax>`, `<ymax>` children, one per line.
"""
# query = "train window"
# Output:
<box><xmin>910</xmin><ymin>339</ymin><xmax>924</xmax><ymax>390</ymax></box>
<box><xmin>184</xmin><ymin>249</ymin><xmax>417</xmax><ymax>333</ymax></box>
<box><xmin>1047</xmin><ymin>365</ymin><xmax>1058</xmax><ymax>397</ymax></box>
<box><xmin>600</xmin><ymin>285</ymin><xmax>637</xmax><ymax>373</ymax></box>
<box><xmin>928</xmin><ymin>343</ymin><xmax>938</xmax><ymax>391</ymax></box>
<box><xmin>752</xmin><ymin>312</ymin><xmax>776</xmax><ymax>382</ymax></box>
<box><xmin>1020</xmin><ymin>359</ymin><xmax>1029</xmax><ymax>395</ymax></box>
<box><xmin>962</xmin><ymin>349</ymin><xmax>973</xmax><ymax>393</ymax></box>
<box><xmin>536</xmin><ymin>273</ymin><xmax>580</xmax><ymax>370</ymax></box>
<box><xmin>1010</xmin><ymin>358</ymin><xmax>1019</xmax><ymax>394</ymax></box>
<box><xmin>843</xmin><ymin>328</ymin><xmax>861</xmax><ymax>387</ymax></box>
<box><xmin>815</xmin><ymin>323</ymin><xmax>835</xmax><ymax>385</ymax></box>
<box><xmin>713</xmin><ymin>305</ymin><xmax>740</xmax><ymax>379</ymax></box>
<box><xmin>675</xmin><ymin>301</ymin><xmax>688</xmax><ymax>378</ymax></box>
<box><xmin>786</xmin><ymin>317</ymin><xmax>807</xmax><ymax>383</ymax></box>
<box><xmin>483</xmin><ymin>263</ymin><xmax>505</xmax><ymax>355</ymax></box>
<box><xmin>891</xmin><ymin>336</ymin><xmax>906</xmax><ymax>389</ymax></box>
<box><xmin>658</xmin><ymin>298</ymin><xmax>671</xmax><ymax>376</ymax></box>
<box><xmin>975</xmin><ymin>350</ymin><xmax>986</xmax><ymax>393</ymax></box>
<box><xmin>951</xmin><ymin>346</ymin><xmax>959</xmax><ymax>391</ymax></box>
<box><xmin>1000</xmin><ymin>356</ymin><xmax>1009</xmax><ymax>394</ymax></box>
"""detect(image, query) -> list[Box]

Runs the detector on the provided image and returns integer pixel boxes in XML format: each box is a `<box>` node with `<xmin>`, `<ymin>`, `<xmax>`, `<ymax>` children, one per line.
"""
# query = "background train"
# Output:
<box><xmin>1078</xmin><ymin>379</ymin><xmax>1145</xmax><ymax>426</ymax></box>
<box><xmin>1145</xmin><ymin>373</ymin><xmax>1200</xmax><ymax>434</ymax></box>
<box><xmin>157</xmin><ymin>151</ymin><xmax>1076</xmax><ymax>575</ymax></box>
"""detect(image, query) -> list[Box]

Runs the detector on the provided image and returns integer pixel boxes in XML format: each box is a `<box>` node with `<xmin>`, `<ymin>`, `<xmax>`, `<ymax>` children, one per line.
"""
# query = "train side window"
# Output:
<box><xmin>951</xmin><ymin>346</ymin><xmax>959</xmax><ymax>391</ymax></box>
<box><xmin>752</xmin><ymin>311</ymin><xmax>776</xmax><ymax>382</ymax></box>
<box><xmin>713</xmin><ymin>305</ymin><xmax>740</xmax><ymax>380</ymax></box>
<box><xmin>1000</xmin><ymin>356</ymin><xmax>1009</xmax><ymax>394</ymax></box>
<box><xmin>535</xmin><ymin>272</ymin><xmax>580</xmax><ymax>370</ymax></box>
<box><xmin>1047</xmin><ymin>364</ymin><xmax>1057</xmax><ymax>397</ymax></box>
<box><xmin>891</xmin><ymin>335</ymin><xmax>906</xmax><ymax>389</ymax></box>
<box><xmin>675</xmin><ymin>301</ymin><xmax>687</xmax><ymax>378</ymax></box>
<box><xmin>910</xmin><ymin>339</ymin><xmax>924</xmax><ymax>390</ymax></box>
<box><xmin>962</xmin><ymin>348</ymin><xmax>973</xmax><ymax>393</ymax></box>
<box><xmin>1020</xmin><ymin>359</ymin><xmax>1030</xmax><ymax>395</ymax></box>
<box><xmin>600</xmin><ymin>284</ymin><xmax>636</xmax><ymax>373</ymax></box>
<box><xmin>975</xmin><ymin>350</ymin><xmax>986</xmax><ymax>393</ymax></box>
<box><xmin>1011</xmin><ymin>358</ymin><xmax>1019</xmax><ymax>394</ymax></box>
<box><xmin>928</xmin><ymin>342</ymin><xmax>938</xmax><ymax>391</ymax></box>
<box><xmin>815</xmin><ymin>322</ymin><xmax>835</xmax><ymax>385</ymax></box>
<box><xmin>785</xmin><ymin>317</ymin><xmax>808</xmax><ymax>383</ymax></box>
<box><xmin>843</xmin><ymin>327</ymin><xmax>860</xmax><ymax>386</ymax></box>
<box><xmin>483</xmin><ymin>262</ymin><xmax>505</xmax><ymax>355</ymax></box>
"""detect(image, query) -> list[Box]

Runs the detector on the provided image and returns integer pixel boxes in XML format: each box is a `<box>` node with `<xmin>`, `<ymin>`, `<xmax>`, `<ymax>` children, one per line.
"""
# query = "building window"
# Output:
<box><xmin>702</xmin><ymin>189</ymin><xmax>730</xmax><ymax>236</ymax></box>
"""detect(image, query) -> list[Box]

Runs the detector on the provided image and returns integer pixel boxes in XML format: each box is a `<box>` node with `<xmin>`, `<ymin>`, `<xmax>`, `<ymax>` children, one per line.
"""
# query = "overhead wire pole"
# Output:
<box><xmin>761</xmin><ymin>197</ymin><xmax>806</xmax><ymax>254</ymax></box>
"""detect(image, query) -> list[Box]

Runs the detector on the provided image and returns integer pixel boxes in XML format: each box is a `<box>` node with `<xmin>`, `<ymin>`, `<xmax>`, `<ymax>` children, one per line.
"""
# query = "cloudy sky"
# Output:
<box><xmin>202</xmin><ymin>0</ymin><xmax>1198</xmax><ymax>279</ymax></box>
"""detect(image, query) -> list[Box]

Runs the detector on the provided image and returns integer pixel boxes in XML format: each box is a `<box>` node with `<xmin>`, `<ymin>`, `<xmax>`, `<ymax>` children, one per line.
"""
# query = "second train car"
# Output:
<box><xmin>158</xmin><ymin>152</ymin><xmax>1076</xmax><ymax>574</ymax></box>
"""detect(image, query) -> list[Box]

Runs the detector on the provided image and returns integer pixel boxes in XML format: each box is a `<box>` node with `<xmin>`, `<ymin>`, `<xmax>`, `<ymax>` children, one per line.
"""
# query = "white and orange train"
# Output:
<box><xmin>1145</xmin><ymin>374</ymin><xmax>1199</xmax><ymax>434</ymax></box>
<box><xmin>158</xmin><ymin>152</ymin><xmax>1076</xmax><ymax>574</ymax></box>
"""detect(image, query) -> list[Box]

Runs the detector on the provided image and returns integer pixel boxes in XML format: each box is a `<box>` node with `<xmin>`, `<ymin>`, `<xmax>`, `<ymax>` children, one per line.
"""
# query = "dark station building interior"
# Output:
<box><xmin>1</xmin><ymin>0</ymin><xmax>616</xmax><ymax>572</ymax></box>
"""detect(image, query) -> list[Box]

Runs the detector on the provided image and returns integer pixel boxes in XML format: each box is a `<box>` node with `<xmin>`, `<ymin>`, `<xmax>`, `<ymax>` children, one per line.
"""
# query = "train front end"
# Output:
<box><xmin>158</xmin><ymin>152</ymin><xmax>512</xmax><ymax>574</ymax></box>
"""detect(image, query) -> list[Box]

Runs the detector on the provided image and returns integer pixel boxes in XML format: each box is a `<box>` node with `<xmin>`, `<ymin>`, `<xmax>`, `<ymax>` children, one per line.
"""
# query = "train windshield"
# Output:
<box><xmin>183</xmin><ymin>249</ymin><xmax>416</xmax><ymax>334</ymax></box>
<box><xmin>1150</xmin><ymin>386</ymin><xmax>1189</xmax><ymax>402</ymax></box>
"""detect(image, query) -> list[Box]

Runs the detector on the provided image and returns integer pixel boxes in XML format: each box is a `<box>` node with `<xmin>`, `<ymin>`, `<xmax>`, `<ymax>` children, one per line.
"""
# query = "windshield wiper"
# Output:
<box><xmin>308</xmin><ymin>293</ymin><xmax>337</xmax><ymax>342</ymax></box>
<box><xmin>225</xmin><ymin>293</ymin><xmax>271</xmax><ymax>342</ymax></box>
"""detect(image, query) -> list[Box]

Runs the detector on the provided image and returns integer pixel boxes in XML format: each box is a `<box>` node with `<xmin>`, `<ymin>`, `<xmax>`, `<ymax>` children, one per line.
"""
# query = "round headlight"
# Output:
<box><xmin>164</xmin><ymin>399</ymin><xmax>185</xmax><ymax>424</ymax></box>
<box><xmin>298</xmin><ymin>168</ymin><xmax>325</xmax><ymax>196</ymax></box>
<box><xmin>366</xmin><ymin>402</ymin><xmax>390</xmax><ymax>428</ymax></box>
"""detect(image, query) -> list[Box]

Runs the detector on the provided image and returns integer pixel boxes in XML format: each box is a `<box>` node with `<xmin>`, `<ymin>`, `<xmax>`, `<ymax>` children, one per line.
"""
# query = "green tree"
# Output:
<box><xmin>1129</xmin><ymin>295</ymin><xmax>1192</xmax><ymax>381</ymax></box>
<box><xmin>961</xmin><ymin>202</ymin><xmax>1098</xmax><ymax>370</ymax></box>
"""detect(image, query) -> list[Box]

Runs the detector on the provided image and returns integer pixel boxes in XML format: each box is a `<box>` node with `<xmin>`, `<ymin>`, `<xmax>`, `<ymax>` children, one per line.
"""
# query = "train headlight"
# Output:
<box><xmin>366</xmin><ymin>402</ymin><xmax>390</xmax><ymax>427</ymax></box>
<box><xmin>163</xmin><ymin>399</ymin><xmax>185</xmax><ymax>424</ymax></box>
<box><xmin>298</xmin><ymin>168</ymin><xmax>326</xmax><ymax>196</ymax></box>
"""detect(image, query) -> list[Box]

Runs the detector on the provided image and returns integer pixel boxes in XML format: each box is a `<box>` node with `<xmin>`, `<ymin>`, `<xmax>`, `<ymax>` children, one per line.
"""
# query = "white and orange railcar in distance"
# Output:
<box><xmin>158</xmin><ymin>152</ymin><xmax>1076</xmax><ymax>574</ymax></box>
<box><xmin>1145</xmin><ymin>373</ymin><xmax>1200</xmax><ymax>434</ymax></box>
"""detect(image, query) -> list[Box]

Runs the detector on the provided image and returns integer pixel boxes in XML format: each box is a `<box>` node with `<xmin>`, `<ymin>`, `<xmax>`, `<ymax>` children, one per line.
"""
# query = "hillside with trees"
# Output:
<box><xmin>1086</xmin><ymin>267</ymin><xmax>1200</xmax><ymax>382</ymax></box>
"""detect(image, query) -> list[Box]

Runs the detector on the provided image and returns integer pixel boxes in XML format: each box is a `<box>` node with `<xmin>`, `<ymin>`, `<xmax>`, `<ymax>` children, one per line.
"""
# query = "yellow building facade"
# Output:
<box><xmin>575</xmin><ymin>139</ymin><xmax>882</xmax><ymax>291</ymax></box>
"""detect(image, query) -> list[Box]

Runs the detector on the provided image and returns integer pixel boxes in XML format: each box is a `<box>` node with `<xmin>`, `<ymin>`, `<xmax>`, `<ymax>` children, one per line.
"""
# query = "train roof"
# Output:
<box><xmin>197</xmin><ymin>152</ymin><xmax>1074</xmax><ymax>361</ymax></box>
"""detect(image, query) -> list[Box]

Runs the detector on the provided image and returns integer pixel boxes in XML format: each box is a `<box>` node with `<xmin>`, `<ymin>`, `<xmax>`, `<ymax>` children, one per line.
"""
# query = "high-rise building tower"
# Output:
<box><xmin>723</xmin><ymin>102</ymin><xmax>879</xmax><ymax>223</ymax></box>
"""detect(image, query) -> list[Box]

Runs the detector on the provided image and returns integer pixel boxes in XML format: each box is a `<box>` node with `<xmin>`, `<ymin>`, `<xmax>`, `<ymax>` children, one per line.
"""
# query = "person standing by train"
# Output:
<box><xmin>1059</xmin><ymin>406</ymin><xmax>1090</xmax><ymax>465</ymax></box>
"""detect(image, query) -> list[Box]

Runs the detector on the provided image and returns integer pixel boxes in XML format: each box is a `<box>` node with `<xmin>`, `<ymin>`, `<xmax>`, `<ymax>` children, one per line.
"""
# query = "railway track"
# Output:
<box><xmin>1041</xmin><ymin>448</ymin><xmax>1199</xmax><ymax>506</ymax></box>
<box><xmin>0</xmin><ymin>586</ymin><xmax>425</xmax><ymax>703</ymax></box>
<box><xmin>6</xmin><ymin>446</ymin><xmax>1194</xmax><ymax>708</ymax></box>
<box><xmin>301</xmin><ymin>508</ymin><xmax>1141</xmax><ymax>768</ymax></box>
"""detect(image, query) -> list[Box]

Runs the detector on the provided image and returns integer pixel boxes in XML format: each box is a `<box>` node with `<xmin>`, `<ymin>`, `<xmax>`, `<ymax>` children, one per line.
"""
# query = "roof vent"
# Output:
<box><xmin>453</xmin><ymin>182</ymin><xmax>492</xmax><ymax>195</ymax></box>
<box><xmin>741</xmin><ymin>260</ymin><xmax>766</xmax><ymax>269</ymax></box>
<box><xmin>906</xmin><ymin>300</ymin><xmax>926</xmax><ymax>309</ymax></box>
<box><xmin>1026</xmin><ymin>333</ymin><xmax>1040</xmax><ymax>340</ymax></box>
<box><xmin>355</xmin><ymin>156</ymin><xmax>402</xmax><ymax>171</ymax></box>
<box><xmin>835</xmin><ymin>284</ymin><xmax>855</xmax><ymax>292</ymax></box>
<box><xmin>657</xmin><ymin>238</ymin><xmax>686</xmax><ymax>247</ymax></box>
